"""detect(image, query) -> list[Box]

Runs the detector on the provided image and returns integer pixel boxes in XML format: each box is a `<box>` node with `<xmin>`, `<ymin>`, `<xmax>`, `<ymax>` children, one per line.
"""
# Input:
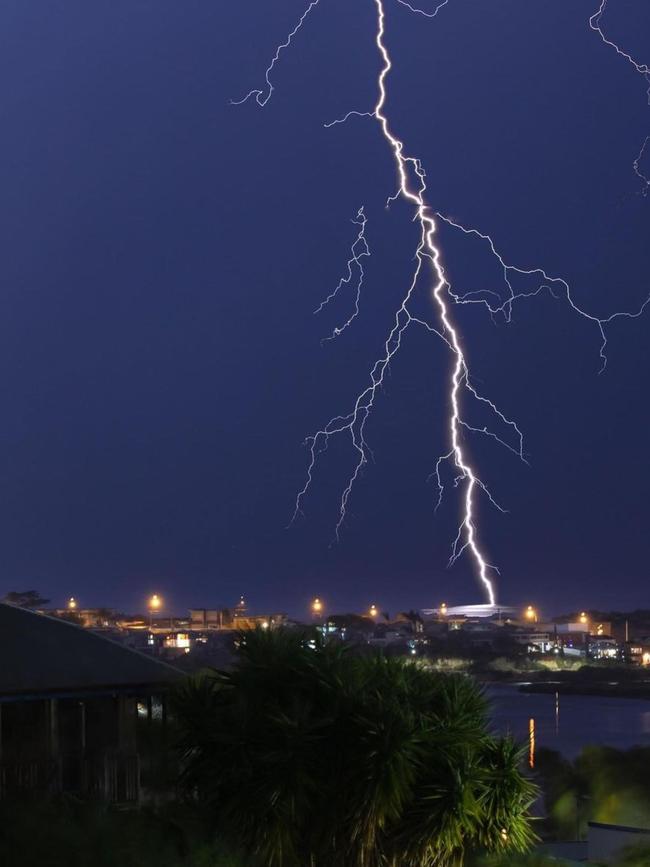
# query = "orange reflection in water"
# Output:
<box><xmin>528</xmin><ymin>717</ymin><xmax>535</xmax><ymax>768</ymax></box>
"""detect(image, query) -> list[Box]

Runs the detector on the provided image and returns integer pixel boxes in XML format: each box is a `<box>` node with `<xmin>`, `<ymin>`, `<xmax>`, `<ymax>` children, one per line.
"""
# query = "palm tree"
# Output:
<box><xmin>174</xmin><ymin>628</ymin><xmax>536</xmax><ymax>867</ymax></box>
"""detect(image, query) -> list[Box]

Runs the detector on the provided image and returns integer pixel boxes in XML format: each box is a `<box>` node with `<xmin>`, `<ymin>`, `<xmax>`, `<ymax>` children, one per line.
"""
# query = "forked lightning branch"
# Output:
<box><xmin>233</xmin><ymin>0</ymin><xmax>649</xmax><ymax>605</ymax></box>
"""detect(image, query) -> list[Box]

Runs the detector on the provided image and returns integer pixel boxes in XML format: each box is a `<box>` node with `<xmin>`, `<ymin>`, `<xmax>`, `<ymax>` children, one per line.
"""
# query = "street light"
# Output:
<box><xmin>579</xmin><ymin>611</ymin><xmax>588</xmax><ymax>625</ymax></box>
<box><xmin>67</xmin><ymin>597</ymin><xmax>77</xmax><ymax>611</ymax></box>
<box><xmin>148</xmin><ymin>594</ymin><xmax>162</xmax><ymax>628</ymax></box>
<box><xmin>525</xmin><ymin>605</ymin><xmax>537</xmax><ymax>623</ymax></box>
<box><xmin>369</xmin><ymin>604</ymin><xmax>378</xmax><ymax>618</ymax></box>
<box><xmin>440</xmin><ymin>602</ymin><xmax>448</xmax><ymax>618</ymax></box>
<box><xmin>311</xmin><ymin>597</ymin><xmax>323</xmax><ymax>617</ymax></box>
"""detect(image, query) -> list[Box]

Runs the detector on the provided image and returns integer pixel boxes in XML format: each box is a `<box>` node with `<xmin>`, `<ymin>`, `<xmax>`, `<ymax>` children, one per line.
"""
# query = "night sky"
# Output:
<box><xmin>1</xmin><ymin>0</ymin><xmax>649</xmax><ymax>618</ymax></box>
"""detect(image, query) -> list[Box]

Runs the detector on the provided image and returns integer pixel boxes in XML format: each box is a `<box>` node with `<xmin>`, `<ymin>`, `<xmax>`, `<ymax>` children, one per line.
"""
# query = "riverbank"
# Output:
<box><xmin>519</xmin><ymin>680</ymin><xmax>650</xmax><ymax>700</ymax></box>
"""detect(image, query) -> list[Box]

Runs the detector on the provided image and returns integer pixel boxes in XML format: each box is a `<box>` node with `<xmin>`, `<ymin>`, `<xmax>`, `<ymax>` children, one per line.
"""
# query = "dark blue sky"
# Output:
<box><xmin>0</xmin><ymin>0</ymin><xmax>649</xmax><ymax>618</ymax></box>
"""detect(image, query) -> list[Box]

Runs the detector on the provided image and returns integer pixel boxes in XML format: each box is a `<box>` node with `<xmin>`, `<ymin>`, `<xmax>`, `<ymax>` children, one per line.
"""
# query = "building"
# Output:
<box><xmin>626</xmin><ymin>642</ymin><xmax>650</xmax><ymax>665</ymax></box>
<box><xmin>422</xmin><ymin>604</ymin><xmax>518</xmax><ymax>620</ymax></box>
<box><xmin>233</xmin><ymin>613</ymin><xmax>287</xmax><ymax>630</ymax></box>
<box><xmin>513</xmin><ymin>630</ymin><xmax>554</xmax><ymax>653</ymax></box>
<box><xmin>0</xmin><ymin>603</ymin><xmax>181</xmax><ymax>802</ymax></box>
<box><xmin>586</xmin><ymin>635</ymin><xmax>621</xmax><ymax>660</ymax></box>
<box><xmin>50</xmin><ymin>607</ymin><xmax>117</xmax><ymax>628</ymax></box>
<box><xmin>189</xmin><ymin>608</ymin><xmax>225</xmax><ymax>630</ymax></box>
<box><xmin>188</xmin><ymin>607</ymin><xmax>287</xmax><ymax>632</ymax></box>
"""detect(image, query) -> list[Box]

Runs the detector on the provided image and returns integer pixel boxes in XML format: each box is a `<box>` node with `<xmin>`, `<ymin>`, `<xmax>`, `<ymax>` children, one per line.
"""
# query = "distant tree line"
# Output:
<box><xmin>1</xmin><ymin>589</ymin><xmax>50</xmax><ymax>608</ymax></box>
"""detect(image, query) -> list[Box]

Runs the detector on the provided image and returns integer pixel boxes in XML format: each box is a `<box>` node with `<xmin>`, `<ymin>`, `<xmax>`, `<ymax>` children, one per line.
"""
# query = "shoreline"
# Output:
<box><xmin>518</xmin><ymin>681</ymin><xmax>650</xmax><ymax>700</ymax></box>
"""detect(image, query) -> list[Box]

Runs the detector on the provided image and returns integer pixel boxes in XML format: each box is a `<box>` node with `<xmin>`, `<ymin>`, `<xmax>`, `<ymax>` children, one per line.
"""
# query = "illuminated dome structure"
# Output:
<box><xmin>421</xmin><ymin>604</ymin><xmax>518</xmax><ymax>619</ymax></box>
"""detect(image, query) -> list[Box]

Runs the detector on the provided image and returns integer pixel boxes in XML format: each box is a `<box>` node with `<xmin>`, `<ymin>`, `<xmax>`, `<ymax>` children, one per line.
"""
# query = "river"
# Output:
<box><xmin>487</xmin><ymin>684</ymin><xmax>650</xmax><ymax>759</ymax></box>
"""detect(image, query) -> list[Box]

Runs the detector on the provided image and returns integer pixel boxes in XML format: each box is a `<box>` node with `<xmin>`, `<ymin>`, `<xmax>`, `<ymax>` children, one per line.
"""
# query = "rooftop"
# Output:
<box><xmin>0</xmin><ymin>603</ymin><xmax>182</xmax><ymax>700</ymax></box>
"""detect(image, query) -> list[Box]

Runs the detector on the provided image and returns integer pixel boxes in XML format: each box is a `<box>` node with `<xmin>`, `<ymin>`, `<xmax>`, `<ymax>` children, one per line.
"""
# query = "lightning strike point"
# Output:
<box><xmin>235</xmin><ymin>0</ymin><xmax>650</xmax><ymax>608</ymax></box>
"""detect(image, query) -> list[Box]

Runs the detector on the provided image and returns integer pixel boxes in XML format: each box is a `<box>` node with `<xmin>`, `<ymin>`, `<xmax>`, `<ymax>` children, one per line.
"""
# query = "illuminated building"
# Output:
<box><xmin>422</xmin><ymin>604</ymin><xmax>517</xmax><ymax>620</ymax></box>
<box><xmin>626</xmin><ymin>644</ymin><xmax>650</xmax><ymax>666</ymax></box>
<box><xmin>163</xmin><ymin>632</ymin><xmax>192</xmax><ymax>653</ymax></box>
<box><xmin>189</xmin><ymin>608</ymin><xmax>224</xmax><ymax>630</ymax></box>
<box><xmin>586</xmin><ymin>635</ymin><xmax>620</xmax><ymax>660</ymax></box>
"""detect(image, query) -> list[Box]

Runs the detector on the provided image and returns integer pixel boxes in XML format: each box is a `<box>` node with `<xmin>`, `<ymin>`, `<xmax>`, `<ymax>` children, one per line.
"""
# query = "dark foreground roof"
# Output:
<box><xmin>0</xmin><ymin>603</ymin><xmax>182</xmax><ymax>699</ymax></box>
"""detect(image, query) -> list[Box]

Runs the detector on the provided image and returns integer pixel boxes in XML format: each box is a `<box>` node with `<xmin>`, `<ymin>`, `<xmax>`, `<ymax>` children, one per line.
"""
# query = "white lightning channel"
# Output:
<box><xmin>435</xmin><ymin>212</ymin><xmax>650</xmax><ymax>374</ymax></box>
<box><xmin>589</xmin><ymin>0</ymin><xmax>650</xmax><ymax>193</ymax></box>
<box><xmin>234</xmin><ymin>0</ymin><xmax>650</xmax><ymax>607</ymax></box>
<box><xmin>633</xmin><ymin>135</ymin><xmax>650</xmax><ymax>194</ymax></box>
<box><xmin>290</xmin><ymin>0</ymin><xmax>509</xmax><ymax>605</ymax></box>
<box><xmin>315</xmin><ymin>207</ymin><xmax>371</xmax><ymax>340</ymax></box>
<box><xmin>231</xmin><ymin>0</ymin><xmax>322</xmax><ymax>107</ymax></box>
<box><xmin>371</xmin><ymin>0</ymin><xmax>499</xmax><ymax>604</ymax></box>
<box><xmin>395</xmin><ymin>0</ymin><xmax>450</xmax><ymax>19</ymax></box>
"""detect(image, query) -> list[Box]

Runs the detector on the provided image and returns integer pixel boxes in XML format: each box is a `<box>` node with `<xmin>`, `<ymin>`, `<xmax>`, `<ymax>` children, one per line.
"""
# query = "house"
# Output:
<box><xmin>0</xmin><ymin>603</ymin><xmax>182</xmax><ymax>802</ymax></box>
<box><xmin>586</xmin><ymin>634</ymin><xmax>621</xmax><ymax>660</ymax></box>
<box><xmin>626</xmin><ymin>641</ymin><xmax>650</xmax><ymax>665</ymax></box>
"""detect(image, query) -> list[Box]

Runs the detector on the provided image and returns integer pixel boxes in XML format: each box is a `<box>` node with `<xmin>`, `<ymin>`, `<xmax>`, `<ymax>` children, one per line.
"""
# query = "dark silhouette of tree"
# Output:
<box><xmin>174</xmin><ymin>628</ymin><xmax>536</xmax><ymax>867</ymax></box>
<box><xmin>2</xmin><ymin>590</ymin><xmax>50</xmax><ymax>609</ymax></box>
<box><xmin>398</xmin><ymin>609</ymin><xmax>424</xmax><ymax>633</ymax></box>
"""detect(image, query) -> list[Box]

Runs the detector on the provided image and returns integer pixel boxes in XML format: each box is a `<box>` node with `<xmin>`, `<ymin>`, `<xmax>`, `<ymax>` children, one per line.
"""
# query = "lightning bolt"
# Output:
<box><xmin>394</xmin><ymin>0</ymin><xmax>450</xmax><ymax>18</ymax></box>
<box><xmin>315</xmin><ymin>207</ymin><xmax>370</xmax><ymax>341</ymax></box>
<box><xmin>634</xmin><ymin>136</ymin><xmax>650</xmax><ymax>193</ymax></box>
<box><xmin>231</xmin><ymin>0</ymin><xmax>322</xmax><ymax>107</ymax></box>
<box><xmin>234</xmin><ymin>0</ymin><xmax>649</xmax><ymax>607</ymax></box>
<box><xmin>589</xmin><ymin>0</ymin><xmax>650</xmax><ymax>193</ymax></box>
<box><xmin>435</xmin><ymin>211</ymin><xmax>650</xmax><ymax>374</ymax></box>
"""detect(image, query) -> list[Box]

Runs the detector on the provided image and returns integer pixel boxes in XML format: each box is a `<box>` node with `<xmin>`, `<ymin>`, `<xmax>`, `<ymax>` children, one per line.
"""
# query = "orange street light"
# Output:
<box><xmin>440</xmin><ymin>602</ymin><xmax>448</xmax><ymax>617</ymax></box>
<box><xmin>525</xmin><ymin>605</ymin><xmax>537</xmax><ymax>623</ymax></box>
<box><xmin>311</xmin><ymin>597</ymin><xmax>323</xmax><ymax>617</ymax></box>
<box><xmin>579</xmin><ymin>611</ymin><xmax>588</xmax><ymax>625</ymax></box>
<box><xmin>369</xmin><ymin>604</ymin><xmax>378</xmax><ymax>618</ymax></box>
<box><xmin>67</xmin><ymin>597</ymin><xmax>77</xmax><ymax>611</ymax></box>
<box><xmin>148</xmin><ymin>594</ymin><xmax>162</xmax><ymax>628</ymax></box>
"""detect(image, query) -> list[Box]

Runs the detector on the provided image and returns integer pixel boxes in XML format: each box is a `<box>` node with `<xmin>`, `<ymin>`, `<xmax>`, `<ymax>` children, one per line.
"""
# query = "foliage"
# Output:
<box><xmin>174</xmin><ymin>627</ymin><xmax>537</xmax><ymax>867</ymax></box>
<box><xmin>472</xmin><ymin>855</ymin><xmax>562</xmax><ymax>867</ymax></box>
<box><xmin>0</xmin><ymin>796</ymin><xmax>244</xmax><ymax>867</ymax></box>
<box><xmin>616</xmin><ymin>843</ymin><xmax>650</xmax><ymax>866</ymax></box>
<box><xmin>2</xmin><ymin>589</ymin><xmax>50</xmax><ymax>608</ymax></box>
<box><xmin>536</xmin><ymin>746</ymin><xmax>650</xmax><ymax>840</ymax></box>
<box><xmin>397</xmin><ymin>610</ymin><xmax>424</xmax><ymax>632</ymax></box>
<box><xmin>419</xmin><ymin>656</ymin><xmax>472</xmax><ymax>673</ymax></box>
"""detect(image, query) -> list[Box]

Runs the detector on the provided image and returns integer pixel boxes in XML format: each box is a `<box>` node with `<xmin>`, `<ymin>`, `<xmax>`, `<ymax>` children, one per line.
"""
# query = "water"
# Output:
<box><xmin>487</xmin><ymin>684</ymin><xmax>650</xmax><ymax>759</ymax></box>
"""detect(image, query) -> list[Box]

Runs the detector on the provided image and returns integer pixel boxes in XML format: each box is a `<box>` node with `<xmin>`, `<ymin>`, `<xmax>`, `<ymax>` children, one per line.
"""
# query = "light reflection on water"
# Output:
<box><xmin>487</xmin><ymin>684</ymin><xmax>650</xmax><ymax>758</ymax></box>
